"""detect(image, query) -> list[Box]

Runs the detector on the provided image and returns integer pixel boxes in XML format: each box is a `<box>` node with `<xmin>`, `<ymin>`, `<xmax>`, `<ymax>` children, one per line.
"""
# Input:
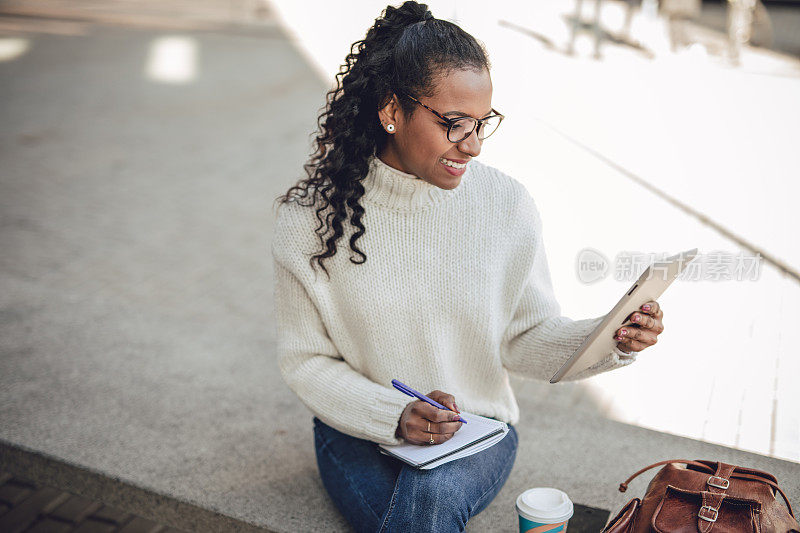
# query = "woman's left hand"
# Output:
<box><xmin>615</xmin><ymin>300</ymin><xmax>664</xmax><ymax>353</ymax></box>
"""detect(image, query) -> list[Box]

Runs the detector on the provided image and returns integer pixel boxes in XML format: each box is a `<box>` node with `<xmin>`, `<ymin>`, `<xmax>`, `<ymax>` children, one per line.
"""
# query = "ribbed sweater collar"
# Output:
<box><xmin>361</xmin><ymin>155</ymin><xmax>463</xmax><ymax>211</ymax></box>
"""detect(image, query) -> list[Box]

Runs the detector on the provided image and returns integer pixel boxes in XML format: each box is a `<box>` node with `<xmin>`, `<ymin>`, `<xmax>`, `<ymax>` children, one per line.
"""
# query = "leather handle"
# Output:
<box><xmin>618</xmin><ymin>459</ymin><xmax>708</xmax><ymax>492</ymax></box>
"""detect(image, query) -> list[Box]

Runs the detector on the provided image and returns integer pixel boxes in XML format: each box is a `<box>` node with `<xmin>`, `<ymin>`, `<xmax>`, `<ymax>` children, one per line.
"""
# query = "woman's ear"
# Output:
<box><xmin>377</xmin><ymin>94</ymin><xmax>401</xmax><ymax>131</ymax></box>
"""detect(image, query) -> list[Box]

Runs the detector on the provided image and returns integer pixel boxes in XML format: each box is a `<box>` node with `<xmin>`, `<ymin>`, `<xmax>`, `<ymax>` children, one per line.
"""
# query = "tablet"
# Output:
<box><xmin>550</xmin><ymin>247</ymin><xmax>699</xmax><ymax>383</ymax></box>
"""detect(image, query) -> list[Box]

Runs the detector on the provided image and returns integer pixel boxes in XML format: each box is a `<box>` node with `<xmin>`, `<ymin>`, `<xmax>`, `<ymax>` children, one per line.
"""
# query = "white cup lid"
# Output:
<box><xmin>515</xmin><ymin>488</ymin><xmax>574</xmax><ymax>523</ymax></box>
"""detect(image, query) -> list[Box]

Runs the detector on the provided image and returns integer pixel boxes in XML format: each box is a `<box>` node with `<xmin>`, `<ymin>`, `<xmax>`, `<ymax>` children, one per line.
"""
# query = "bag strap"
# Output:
<box><xmin>617</xmin><ymin>459</ymin><xmax>795</xmax><ymax>518</ymax></box>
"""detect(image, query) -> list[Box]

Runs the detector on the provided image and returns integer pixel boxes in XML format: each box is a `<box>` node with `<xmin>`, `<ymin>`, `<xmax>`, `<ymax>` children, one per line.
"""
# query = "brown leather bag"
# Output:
<box><xmin>602</xmin><ymin>459</ymin><xmax>800</xmax><ymax>532</ymax></box>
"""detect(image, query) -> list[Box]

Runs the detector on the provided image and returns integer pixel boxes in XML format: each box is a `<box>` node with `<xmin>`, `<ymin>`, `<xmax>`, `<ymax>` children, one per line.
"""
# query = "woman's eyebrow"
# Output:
<box><xmin>443</xmin><ymin>109</ymin><xmax>494</xmax><ymax>119</ymax></box>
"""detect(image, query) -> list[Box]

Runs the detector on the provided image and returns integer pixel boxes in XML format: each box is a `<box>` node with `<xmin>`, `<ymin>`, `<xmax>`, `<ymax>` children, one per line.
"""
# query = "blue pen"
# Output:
<box><xmin>391</xmin><ymin>379</ymin><xmax>468</xmax><ymax>424</ymax></box>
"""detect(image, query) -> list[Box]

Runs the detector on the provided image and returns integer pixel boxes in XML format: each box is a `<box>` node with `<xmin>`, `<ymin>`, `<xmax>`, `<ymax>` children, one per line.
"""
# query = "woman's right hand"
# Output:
<box><xmin>395</xmin><ymin>390</ymin><xmax>463</xmax><ymax>445</ymax></box>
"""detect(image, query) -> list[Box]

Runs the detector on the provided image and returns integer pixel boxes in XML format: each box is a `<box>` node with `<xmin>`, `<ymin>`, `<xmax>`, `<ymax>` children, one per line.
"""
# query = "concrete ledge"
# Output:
<box><xmin>4</xmin><ymin>381</ymin><xmax>799</xmax><ymax>533</ymax></box>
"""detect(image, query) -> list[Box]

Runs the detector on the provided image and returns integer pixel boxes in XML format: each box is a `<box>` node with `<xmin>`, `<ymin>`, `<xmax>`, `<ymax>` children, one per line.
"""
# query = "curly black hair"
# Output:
<box><xmin>274</xmin><ymin>1</ymin><xmax>490</xmax><ymax>279</ymax></box>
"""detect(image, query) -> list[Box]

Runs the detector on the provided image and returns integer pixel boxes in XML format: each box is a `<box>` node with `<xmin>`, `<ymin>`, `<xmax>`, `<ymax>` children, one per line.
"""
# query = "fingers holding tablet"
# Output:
<box><xmin>615</xmin><ymin>301</ymin><xmax>664</xmax><ymax>352</ymax></box>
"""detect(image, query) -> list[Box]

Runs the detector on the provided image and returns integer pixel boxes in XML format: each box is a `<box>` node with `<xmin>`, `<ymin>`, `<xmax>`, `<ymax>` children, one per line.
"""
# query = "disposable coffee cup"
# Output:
<box><xmin>516</xmin><ymin>487</ymin><xmax>574</xmax><ymax>533</ymax></box>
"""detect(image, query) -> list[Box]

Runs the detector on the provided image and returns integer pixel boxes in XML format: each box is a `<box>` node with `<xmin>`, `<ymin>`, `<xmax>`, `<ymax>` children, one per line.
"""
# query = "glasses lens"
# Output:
<box><xmin>447</xmin><ymin>118</ymin><xmax>476</xmax><ymax>143</ymax></box>
<box><xmin>477</xmin><ymin>115</ymin><xmax>502</xmax><ymax>140</ymax></box>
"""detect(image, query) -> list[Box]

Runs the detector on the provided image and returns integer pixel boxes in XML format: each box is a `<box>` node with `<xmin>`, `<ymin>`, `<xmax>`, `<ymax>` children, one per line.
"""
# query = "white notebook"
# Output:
<box><xmin>378</xmin><ymin>412</ymin><xmax>509</xmax><ymax>470</ymax></box>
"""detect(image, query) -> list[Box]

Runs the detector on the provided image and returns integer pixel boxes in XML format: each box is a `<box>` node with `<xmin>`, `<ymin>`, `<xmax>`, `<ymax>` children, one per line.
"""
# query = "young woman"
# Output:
<box><xmin>271</xmin><ymin>2</ymin><xmax>664</xmax><ymax>531</ymax></box>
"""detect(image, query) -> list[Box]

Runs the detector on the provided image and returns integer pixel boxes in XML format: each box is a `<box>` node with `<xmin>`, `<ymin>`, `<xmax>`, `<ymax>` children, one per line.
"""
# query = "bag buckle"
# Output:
<box><xmin>699</xmin><ymin>505</ymin><xmax>719</xmax><ymax>522</ymax></box>
<box><xmin>707</xmin><ymin>476</ymin><xmax>730</xmax><ymax>490</ymax></box>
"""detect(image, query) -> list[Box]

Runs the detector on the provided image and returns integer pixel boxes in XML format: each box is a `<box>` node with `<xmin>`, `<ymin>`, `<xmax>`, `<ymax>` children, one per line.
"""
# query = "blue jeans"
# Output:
<box><xmin>313</xmin><ymin>416</ymin><xmax>518</xmax><ymax>533</ymax></box>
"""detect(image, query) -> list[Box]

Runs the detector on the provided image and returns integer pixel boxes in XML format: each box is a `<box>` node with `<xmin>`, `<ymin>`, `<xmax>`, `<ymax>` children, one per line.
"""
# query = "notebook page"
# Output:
<box><xmin>378</xmin><ymin>412</ymin><xmax>505</xmax><ymax>465</ymax></box>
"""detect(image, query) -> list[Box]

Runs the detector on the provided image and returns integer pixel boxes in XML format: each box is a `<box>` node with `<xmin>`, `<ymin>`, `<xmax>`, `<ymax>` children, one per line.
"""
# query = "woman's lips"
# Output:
<box><xmin>439</xmin><ymin>157</ymin><xmax>468</xmax><ymax>176</ymax></box>
<box><xmin>440</xmin><ymin>158</ymin><xmax>467</xmax><ymax>176</ymax></box>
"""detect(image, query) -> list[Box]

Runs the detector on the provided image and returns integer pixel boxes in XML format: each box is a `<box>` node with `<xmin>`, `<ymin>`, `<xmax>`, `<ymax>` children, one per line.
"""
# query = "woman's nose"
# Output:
<box><xmin>457</xmin><ymin>129</ymin><xmax>482</xmax><ymax>158</ymax></box>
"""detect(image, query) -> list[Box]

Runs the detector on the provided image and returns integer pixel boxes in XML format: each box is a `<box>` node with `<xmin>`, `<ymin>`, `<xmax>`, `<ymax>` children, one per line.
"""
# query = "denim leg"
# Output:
<box><xmin>379</xmin><ymin>424</ymin><xmax>518</xmax><ymax>533</ymax></box>
<box><xmin>313</xmin><ymin>417</ymin><xmax>402</xmax><ymax>533</ymax></box>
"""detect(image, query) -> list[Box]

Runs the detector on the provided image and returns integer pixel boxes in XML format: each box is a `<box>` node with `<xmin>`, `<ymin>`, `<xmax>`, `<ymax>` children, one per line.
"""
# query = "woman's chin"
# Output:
<box><xmin>438</xmin><ymin>179</ymin><xmax>461</xmax><ymax>190</ymax></box>
<box><xmin>425</xmin><ymin>174</ymin><xmax>461</xmax><ymax>190</ymax></box>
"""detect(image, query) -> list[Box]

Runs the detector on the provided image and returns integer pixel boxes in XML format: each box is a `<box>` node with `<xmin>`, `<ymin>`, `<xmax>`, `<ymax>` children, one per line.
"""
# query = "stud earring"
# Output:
<box><xmin>386</xmin><ymin>124</ymin><xmax>395</xmax><ymax>133</ymax></box>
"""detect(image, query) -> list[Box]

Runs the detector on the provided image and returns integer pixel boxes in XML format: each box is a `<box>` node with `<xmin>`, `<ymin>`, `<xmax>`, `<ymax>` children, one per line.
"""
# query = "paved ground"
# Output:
<box><xmin>1</xmin><ymin>1</ymin><xmax>799</xmax><ymax>532</ymax></box>
<box><xmin>0</xmin><ymin>470</ymin><xmax>187</xmax><ymax>533</ymax></box>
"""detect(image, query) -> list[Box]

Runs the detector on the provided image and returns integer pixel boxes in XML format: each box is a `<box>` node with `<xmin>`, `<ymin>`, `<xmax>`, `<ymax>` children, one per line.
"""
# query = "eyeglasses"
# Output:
<box><xmin>403</xmin><ymin>93</ymin><xmax>504</xmax><ymax>143</ymax></box>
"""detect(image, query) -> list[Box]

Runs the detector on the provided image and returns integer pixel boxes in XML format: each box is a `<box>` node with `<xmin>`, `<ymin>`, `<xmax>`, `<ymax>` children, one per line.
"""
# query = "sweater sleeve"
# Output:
<box><xmin>272</xmin><ymin>247</ymin><xmax>411</xmax><ymax>446</ymax></box>
<box><xmin>500</xmin><ymin>194</ymin><xmax>637</xmax><ymax>382</ymax></box>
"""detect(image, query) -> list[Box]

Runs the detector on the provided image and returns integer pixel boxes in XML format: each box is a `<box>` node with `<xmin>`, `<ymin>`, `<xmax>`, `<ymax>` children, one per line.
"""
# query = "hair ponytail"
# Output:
<box><xmin>274</xmin><ymin>1</ymin><xmax>489</xmax><ymax>279</ymax></box>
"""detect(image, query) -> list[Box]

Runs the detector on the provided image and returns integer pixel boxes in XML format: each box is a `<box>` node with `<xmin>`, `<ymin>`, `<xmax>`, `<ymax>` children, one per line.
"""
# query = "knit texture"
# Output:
<box><xmin>272</xmin><ymin>155</ymin><xmax>637</xmax><ymax>445</ymax></box>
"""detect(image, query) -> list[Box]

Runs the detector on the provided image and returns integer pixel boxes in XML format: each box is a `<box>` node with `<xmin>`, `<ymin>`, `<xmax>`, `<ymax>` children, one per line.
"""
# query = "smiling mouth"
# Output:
<box><xmin>439</xmin><ymin>158</ymin><xmax>467</xmax><ymax>169</ymax></box>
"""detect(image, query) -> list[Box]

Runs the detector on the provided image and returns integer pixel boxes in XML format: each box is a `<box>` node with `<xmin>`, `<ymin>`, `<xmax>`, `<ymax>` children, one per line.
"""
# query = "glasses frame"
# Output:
<box><xmin>402</xmin><ymin>93</ymin><xmax>504</xmax><ymax>143</ymax></box>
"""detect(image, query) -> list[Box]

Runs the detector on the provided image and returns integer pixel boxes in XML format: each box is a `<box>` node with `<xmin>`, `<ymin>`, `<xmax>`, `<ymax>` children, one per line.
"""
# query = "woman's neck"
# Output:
<box><xmin>376</xmin><ymin>145</ymin><xmax>417</xmax><ymax>178</ymax></box>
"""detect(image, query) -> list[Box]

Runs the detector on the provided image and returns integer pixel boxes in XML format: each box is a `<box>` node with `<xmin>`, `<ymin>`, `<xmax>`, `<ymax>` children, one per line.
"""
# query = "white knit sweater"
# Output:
<box><xmin>272</xmin><ymin>155</ymin><xmax>637</xmax><ymax>446</ymax></box>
